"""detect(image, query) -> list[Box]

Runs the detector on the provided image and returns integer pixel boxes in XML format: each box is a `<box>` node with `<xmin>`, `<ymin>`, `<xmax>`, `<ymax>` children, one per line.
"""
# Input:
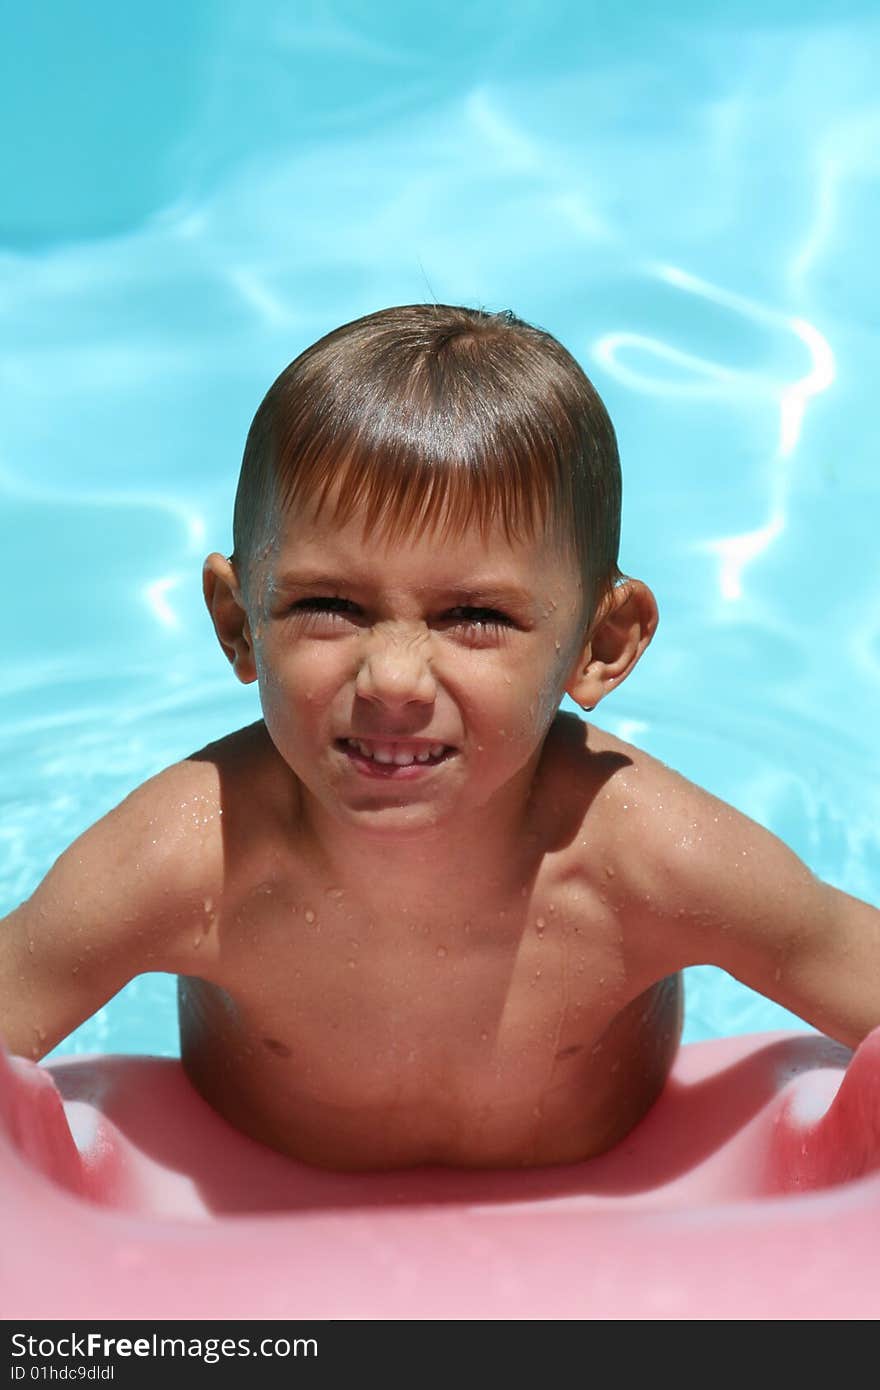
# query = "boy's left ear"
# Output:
<box><xmin>565</xmin><ymin>580</ymin><xmax>658</xmax><ymax>711</ymax></box>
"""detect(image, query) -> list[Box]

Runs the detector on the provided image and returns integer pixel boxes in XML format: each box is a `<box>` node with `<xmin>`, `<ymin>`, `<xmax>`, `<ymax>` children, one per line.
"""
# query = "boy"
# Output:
<box><xmin>1</xmin><ymin>303</ymin><xmax>878</xmax><ymax>1171</ymax></box>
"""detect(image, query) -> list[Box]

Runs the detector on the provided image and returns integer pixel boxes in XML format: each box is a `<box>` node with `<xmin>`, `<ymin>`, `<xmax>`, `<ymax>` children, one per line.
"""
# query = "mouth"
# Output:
<box><xmin>334</xmin><ymin>737</ymin><xmax>456</xmax><ymax>777</ymax></box>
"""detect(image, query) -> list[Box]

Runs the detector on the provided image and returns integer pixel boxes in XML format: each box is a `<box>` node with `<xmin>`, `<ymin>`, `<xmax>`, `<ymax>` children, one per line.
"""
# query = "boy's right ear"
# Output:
<box><xmin>202</xmin><ymin>553</ymin><xmax>258</xmax><ymax>685</ymax></box>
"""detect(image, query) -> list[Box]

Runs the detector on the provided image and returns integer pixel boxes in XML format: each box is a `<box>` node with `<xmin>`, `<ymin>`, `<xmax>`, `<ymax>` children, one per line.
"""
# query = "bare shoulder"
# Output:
<box><xmin>540</xmin><ymin>709</ymin><xmax>699</xmax><ymax>845</ymax></box>
<box><xmin>184</xmin><ymin>719</ymin><xmax>297</xmax><ymax>852</ymax></box>
<box><xmin>540</xmin><ymin>712</ymin><xmax>771</xmax><ymax>976</ymax></box>
<box><xmin>0</xmin><ymin>725</ymin><xmax>274</xmax><ymax>1060</ymax></box>
<box><xmin>142</xmin><ymin>719</ymin><xmax>292</xmax><ymax>911</ymax></box>
<box><xmin>7</xmin><ymin>722</ymin><xmax>287</xmax><ymax>967</ymax></box>
<box><xmin>20</xmin><ymin>742</ymin><xmax>228</xmax><ymax>955</ymax></box>
<box><xmin>544</xmin><ymin>710</ymin><xmax>747</xmax><ymax>864</ymax></box>
<box><xmin>543</xmin><ymin>711</ymin><xmax>840</xmax><ymax>984</ymax></box>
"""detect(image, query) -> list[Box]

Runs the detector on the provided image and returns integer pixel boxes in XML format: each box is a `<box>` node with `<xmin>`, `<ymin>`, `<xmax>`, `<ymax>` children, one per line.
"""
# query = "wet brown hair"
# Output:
<box><xmin>232</xmin><ymin>303</ymin><xmax>623</xmax><ymax>626</ymax></box>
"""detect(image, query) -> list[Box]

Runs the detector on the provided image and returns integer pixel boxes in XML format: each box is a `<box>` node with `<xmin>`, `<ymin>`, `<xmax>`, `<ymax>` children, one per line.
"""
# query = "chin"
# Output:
<box><xmin>337</xmin><ymin>801</ymin><xmax>451</xmax><ymax>837</ymax></box>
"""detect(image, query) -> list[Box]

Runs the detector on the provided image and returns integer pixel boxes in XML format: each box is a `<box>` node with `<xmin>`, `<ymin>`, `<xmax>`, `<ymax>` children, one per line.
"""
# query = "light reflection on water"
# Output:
<box><xmin>1</xmin><ymin>1</ymin><xmax>878</xmax><ymax>1058</ymax></box>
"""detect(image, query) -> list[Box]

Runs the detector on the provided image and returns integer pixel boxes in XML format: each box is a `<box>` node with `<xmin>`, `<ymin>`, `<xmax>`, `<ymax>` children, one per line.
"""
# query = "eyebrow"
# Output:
<box><xmin>271</xmin><ymin>571</ymin><xmax>536</xmax><ymax>612</ymax></box>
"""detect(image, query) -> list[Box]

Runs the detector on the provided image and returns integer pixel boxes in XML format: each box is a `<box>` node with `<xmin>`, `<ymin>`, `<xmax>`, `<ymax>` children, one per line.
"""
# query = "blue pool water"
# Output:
<box><xmin>2</xmin><ymin>2</ymin><xmax>878</xmax><ymax>1060</ymax></box>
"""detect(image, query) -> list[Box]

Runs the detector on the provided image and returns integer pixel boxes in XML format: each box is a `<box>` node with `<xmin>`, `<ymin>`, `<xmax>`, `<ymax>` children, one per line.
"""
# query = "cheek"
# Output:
<box><xmin>517</xmin><ymin>647</ymin><xmax>574</xmax><ymax>733</ymax></box>
<box><xmin>254</xmin><ymin>643</ymin><xmax>330</xmax><ymax>718</ymax></box>
<box><xmin>470</xmin><ymin>659</ymin><xmax>557</xmax><ymax>745</ymax></box>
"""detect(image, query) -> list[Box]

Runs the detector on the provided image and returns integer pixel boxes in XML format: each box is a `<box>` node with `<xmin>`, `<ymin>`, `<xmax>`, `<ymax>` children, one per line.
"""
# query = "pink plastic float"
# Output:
<box><xmin>2</xmin><ymin>1028</ymin><xmax>880</xmax><ymax>1320</ymax></box>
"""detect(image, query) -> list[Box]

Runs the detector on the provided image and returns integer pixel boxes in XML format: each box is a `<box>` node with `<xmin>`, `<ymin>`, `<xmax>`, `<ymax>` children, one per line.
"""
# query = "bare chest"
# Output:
<box><xmin>177</xmin><ymin>856</ymin><xmax>662</xmax><ymax>1166</ymax></box>
<box><xmin>208</xmin><ymin>865</ymin><xmax>625</xmax><ymax>1050</ymax></box>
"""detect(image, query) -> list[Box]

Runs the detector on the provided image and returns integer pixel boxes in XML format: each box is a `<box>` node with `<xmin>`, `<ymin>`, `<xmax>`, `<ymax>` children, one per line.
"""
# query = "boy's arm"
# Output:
<box><xmin>624</xmin><ymin>760</ymin><xmax>880</xmax><ymax>1050</ymax></box>
<box><xmin>0</xmin><ymin>760</ymin><xmax>222</xmax><ymax>1061</ymax></box>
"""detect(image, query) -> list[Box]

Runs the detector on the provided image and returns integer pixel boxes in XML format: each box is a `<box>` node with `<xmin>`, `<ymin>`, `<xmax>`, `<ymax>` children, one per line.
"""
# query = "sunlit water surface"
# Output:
<box><xmin>1</xmin><ymin>1</ymin><xmax>878</xmax><ymax>1059</ymax></box>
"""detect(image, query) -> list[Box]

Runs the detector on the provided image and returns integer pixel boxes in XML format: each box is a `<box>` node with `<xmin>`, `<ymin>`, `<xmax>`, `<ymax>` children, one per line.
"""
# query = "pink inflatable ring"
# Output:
<box><xmin>2</xmin><ymin>1028</ymin><xmax>880</xmax><ymax>1320</ymax></box>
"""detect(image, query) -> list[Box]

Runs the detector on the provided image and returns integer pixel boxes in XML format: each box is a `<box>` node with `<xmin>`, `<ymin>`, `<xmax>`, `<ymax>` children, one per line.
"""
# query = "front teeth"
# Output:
<box><xmin>348</xmin><ymin>739</ymin><xmax>445</xmax><ymax>765</ymax></box>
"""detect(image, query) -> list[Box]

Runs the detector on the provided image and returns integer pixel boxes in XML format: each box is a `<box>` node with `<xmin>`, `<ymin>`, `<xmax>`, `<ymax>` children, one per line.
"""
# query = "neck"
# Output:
<box><xmin>295</xmin><ymin>746</ymin><xmax>547</xmax><ymax>910</ymax></box>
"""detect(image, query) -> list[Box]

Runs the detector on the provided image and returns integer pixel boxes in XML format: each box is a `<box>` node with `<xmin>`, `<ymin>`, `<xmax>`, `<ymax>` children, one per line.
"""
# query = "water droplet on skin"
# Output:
<box><xmin>193</xmin><ymin>937</ymin><xmax>202</xmax><ymax>948</ymax></box>
<box><xmin>304</xmin><ymin>909</ymin><xmax>316</xmax><ymax>924</ymax></box>
<box><xmin>436</xmin><ymin>945</ymin><xmax>448</xmax><ymax>958</ymax></box>
<box><xmin>27</xmin><ymin>939</ymin><xmax>34</xmax><ymax>954</ymax></box>
<box><xmin>535</xmin><ymin>917</ymin><xmax>545</xmax><ymax>936</ymax></box>
<box><xmin>347</xmin><ymin>959</ymin><xmax>357</xmax><ymax>969</ymax></box>
<box><xmin>326</xmin><ymin>886</ymin><xmax>345</xmax><ymax>898</ymax></box>
<box><xmin>480</xmin><ymin>1030</ymin><xmax>489</xmax><ymax>1041</ymax></box>
<box><xmin>604</xmin><ymin>865</ymin><xmax>615</xmax><ymax>878</ymax></box>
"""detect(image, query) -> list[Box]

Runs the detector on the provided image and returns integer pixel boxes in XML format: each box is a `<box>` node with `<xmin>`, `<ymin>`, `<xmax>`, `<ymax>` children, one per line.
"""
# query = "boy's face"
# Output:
<box><xmin>220</xmin><ymin>488</ymin><xmax>595</xmax><ymax>839</ymax></box>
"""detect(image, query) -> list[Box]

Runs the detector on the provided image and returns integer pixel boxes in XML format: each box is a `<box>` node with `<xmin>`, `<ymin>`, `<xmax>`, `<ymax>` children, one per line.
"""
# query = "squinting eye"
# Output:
<box><xmin>287</xmin><ymin>598</ymin><xmax>514</xmax><ymax>636</ymax></box>
<box><xmin>447</xmin><ymin>607</ymin><xmax>513</xmax><ymax>632</ymax></box>
<box><xmin>289</xmin><ymin>596</ymin><xmax>358</xmax><ymax>618</ymax></box>
<box><xmin>291</xmin><ymin>597</ymin><xmax>353</xmax><ymax>614</ymax></box>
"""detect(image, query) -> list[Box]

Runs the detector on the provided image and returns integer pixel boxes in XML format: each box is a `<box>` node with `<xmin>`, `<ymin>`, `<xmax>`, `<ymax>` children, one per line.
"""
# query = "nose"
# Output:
<box><xmin>354</xmin><ymin>624</ymin><xmax>437</xmax><ymax>709</ymax></box>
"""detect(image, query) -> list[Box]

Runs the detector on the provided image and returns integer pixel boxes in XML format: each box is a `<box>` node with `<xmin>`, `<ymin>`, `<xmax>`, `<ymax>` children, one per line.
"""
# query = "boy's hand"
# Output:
<box><xmin>0</xmin><ymin>760</ymin><xmax>223</xmax><ymax>1061</ymax></box>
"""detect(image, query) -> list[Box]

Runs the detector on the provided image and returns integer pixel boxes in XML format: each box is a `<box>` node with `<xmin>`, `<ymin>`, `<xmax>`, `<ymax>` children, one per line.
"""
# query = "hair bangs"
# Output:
<box><xmin>275</xmin><ymin>401</ymin><xmax>564</xmax><ymax>558</ymax></box>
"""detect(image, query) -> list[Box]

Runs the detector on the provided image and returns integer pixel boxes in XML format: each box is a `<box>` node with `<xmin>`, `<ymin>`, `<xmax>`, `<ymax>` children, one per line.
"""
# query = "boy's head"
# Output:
<box><xmin>229</xmin><ymin>303</ymin><xmax>623</xmax><ymax>632</ymax></box>
<box><xmin>204</xmin><ymin>305</ymin><xmax>657</xmax><ymax>828</ymax></box>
